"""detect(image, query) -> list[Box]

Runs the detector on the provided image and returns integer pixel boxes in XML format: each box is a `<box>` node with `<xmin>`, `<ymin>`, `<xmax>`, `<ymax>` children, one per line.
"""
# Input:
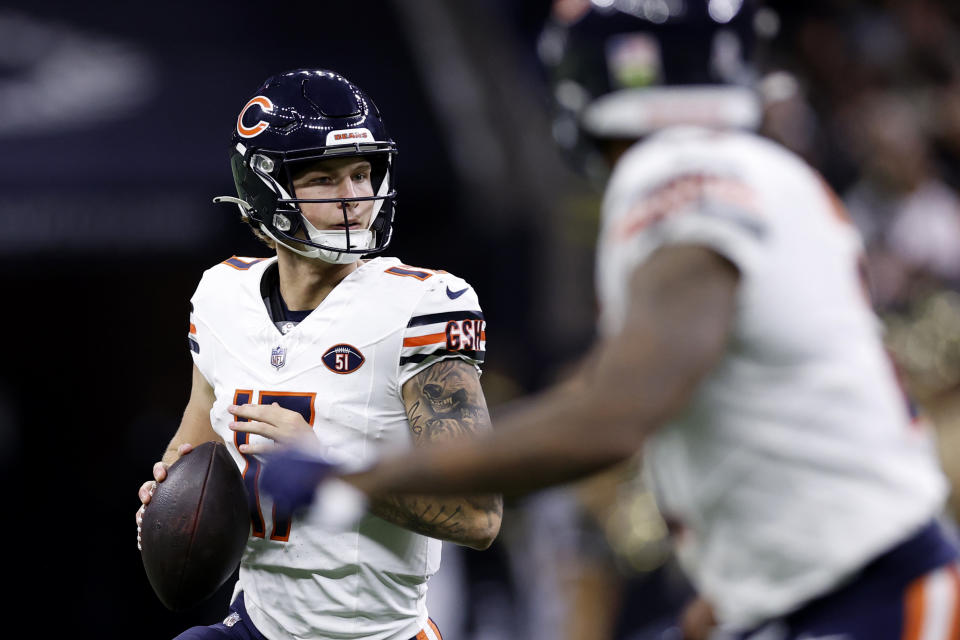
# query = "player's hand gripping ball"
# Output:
<box><xmin>139</xmin><ymin>442</ymin><xmax>249</xmax><ymax>611</ymax></box>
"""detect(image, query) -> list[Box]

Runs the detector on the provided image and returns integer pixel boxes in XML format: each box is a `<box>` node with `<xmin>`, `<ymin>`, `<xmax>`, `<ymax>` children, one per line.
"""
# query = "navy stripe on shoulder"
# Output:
<box><xmin>408</xmin><ymin>310</ymin><xmax>484</xmax><ymax>328</ymax></box>
<box><xmin>188</xmin><ymin>337</ymin><xmax>200</xmax><ymax>353</ymax></box>
<box><xmin>221</xmin><ymin>256</ymin><xmax>269</xmax><ymax>271</ymax></box>
<box><xmin>400</xmin><ymin>349</ymin><xmax>485</xmax><ymax>366</ymax></box>
<box><xmin>385</xmin><ymin>265</ymin><xmax>433</xmax><ymax>280</ymax></box>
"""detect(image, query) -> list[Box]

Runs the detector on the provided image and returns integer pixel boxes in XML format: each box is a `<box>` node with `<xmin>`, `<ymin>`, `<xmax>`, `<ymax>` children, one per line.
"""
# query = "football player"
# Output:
<box><xmin>262</xmin><ymin>4</ymin><xmax>960</xmax><ymax>639</ymax></box>
<box><xmin>135</xmin><ymin>69</ymin><xmax>502</xmax><ymax>640</ymax></box>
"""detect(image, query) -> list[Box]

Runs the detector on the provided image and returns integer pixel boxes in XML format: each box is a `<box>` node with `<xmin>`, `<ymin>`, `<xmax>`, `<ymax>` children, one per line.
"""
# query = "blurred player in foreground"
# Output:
<box><xmin>261</xmin><ymin>5</ymin><xmax>960</xmax><ymax>640</ymax></box>
<box><xmin>135</xmin><ymin>69</ymin><xmax>502</xmax><ymax>640</ymax></box>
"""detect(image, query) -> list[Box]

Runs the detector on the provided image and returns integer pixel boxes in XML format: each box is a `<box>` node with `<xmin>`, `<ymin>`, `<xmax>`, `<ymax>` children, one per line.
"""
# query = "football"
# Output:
<box><xmin>140</xmin><ymin>441</ymin><xmax>249</xmax><ymax>611</ymax></box>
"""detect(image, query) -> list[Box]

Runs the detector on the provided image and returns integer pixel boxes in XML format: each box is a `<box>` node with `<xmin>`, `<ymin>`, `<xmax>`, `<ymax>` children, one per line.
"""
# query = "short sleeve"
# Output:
<box><xmin>398</xmin><ymin>275</ymin><xmax>485</xmax><ymax>386</ymax></box>
<box><xmin>187</xmin><ymin>297</ymin><xmax>215</xmax><ymax>386</ymax></box>
<box><xmin>607</xmin><ymin>171</ymin><xmax>767</xmax><ymax>278</ymax></box>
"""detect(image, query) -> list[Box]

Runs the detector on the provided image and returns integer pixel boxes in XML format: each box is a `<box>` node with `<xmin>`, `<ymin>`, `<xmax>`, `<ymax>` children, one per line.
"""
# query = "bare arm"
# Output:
<box><xmin>364</xmin><ymin>359</ymin><xmax>504</xmax><ymax>550</ymax></box>
<box><xmin>137</xmin><ymin>363</ymin><xmax>221</xmax><ymax>538</ymax></box>
<box><xmin>138</xmin><ymin>364</ymin><xmax>219</xmax><ymax>503</ymax></box>
<box><xmin>161</xmin><ymin>363</ymin><xmax>221</xmax><ymax>465</ymax></box>
<box><xmin>346</xmin><ymin>245</ymin><xmax>740</xmax><ymax>498</ymax></box>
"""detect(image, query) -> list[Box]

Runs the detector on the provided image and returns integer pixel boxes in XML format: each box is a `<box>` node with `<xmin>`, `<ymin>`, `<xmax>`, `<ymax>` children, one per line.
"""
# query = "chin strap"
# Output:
<box><xmin>212</xmin><ymin>195</ymin><xmax>375</xmax><ymax>265</ymax></box>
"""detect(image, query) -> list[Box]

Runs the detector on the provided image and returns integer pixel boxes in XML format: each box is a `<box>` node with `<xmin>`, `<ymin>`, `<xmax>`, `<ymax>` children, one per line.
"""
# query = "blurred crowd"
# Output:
<box><xmin>759</xmin><ymin>0</ymin><xmax>960</xmax><ymax>518</ymax></box>
<box><xmin>433</xmin><ymin>2</ymin><xmax>960</xmax><ymax>639</ymax></box>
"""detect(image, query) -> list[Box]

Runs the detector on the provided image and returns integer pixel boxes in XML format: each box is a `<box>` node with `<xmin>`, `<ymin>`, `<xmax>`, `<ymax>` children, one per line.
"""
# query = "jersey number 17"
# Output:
<box><xmin>231</xmin><ymin>389</ymin><xmax>317</xmax><ymax>541</ymax></box>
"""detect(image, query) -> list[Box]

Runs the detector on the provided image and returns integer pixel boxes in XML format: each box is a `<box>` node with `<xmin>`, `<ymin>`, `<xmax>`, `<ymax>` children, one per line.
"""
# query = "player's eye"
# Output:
<box><xmin>353</xmin><ymin>172</ymin><xmax>368</xmax><ymax>181</ymax></box>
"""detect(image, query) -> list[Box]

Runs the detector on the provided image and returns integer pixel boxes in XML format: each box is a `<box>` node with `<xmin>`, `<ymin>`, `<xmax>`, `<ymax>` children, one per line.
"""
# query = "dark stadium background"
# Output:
<box><xmin>2</xmin><ymin>1</ymin><xmax>959</xmax><ymax>638</ymax></box>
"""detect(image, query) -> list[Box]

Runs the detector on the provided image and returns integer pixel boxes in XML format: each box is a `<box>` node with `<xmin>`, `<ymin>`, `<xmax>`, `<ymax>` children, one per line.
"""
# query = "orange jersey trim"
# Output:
<box><xmin>222</xmin><ymin>256</ymin><xmax>269</xmax><ymax>270</ymax></box>
<box><xmin>403</xmin><ymin>332</ymin><xmax>446</xmax><ymax>347</ymax></box>
<box><xmin>232</xmin><ymin>389</ymin><xmax>265</xmax><ymax>538</ymax></box>
<box><xmin>403</xmin><ymin>331</ymin><xmax>485</xmax><ymax>348</ymax></box>
<box><xmin>257</xmin><ymin>390</ymin><xmax>317</xmax><ymax>427</ymax></box>
<box><xmin>385</xmin><ymin>265</ymin><xmax>434</xmax><ymax>280</ymax></box>
<box><xmin>903</xmin><ymin>574</ymin><xmax>926</xmax><ymax>640</ymax></box>
<box><xmin>949</xmin><ymin>565</ymin><xmax>960</xmax><ymax>640</ymax></box>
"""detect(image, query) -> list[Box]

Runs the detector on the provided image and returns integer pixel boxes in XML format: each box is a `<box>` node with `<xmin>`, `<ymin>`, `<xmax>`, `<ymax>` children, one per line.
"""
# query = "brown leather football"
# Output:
<box><xmin>140</xmin><ymin>441</ymin><xmax>249</xmax><ymax>611</ymax></box>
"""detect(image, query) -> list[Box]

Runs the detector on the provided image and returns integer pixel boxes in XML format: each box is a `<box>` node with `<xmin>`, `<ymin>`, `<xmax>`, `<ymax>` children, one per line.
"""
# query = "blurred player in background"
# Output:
<box><xmin>262</xmin><ymin>4</ymin><xmax>960</xmax><ymax>639</ymax></box>
<box><xmin>135</xmin><ymin>69</ymin><xmax>502</xmax><ymax>640</ymax></box>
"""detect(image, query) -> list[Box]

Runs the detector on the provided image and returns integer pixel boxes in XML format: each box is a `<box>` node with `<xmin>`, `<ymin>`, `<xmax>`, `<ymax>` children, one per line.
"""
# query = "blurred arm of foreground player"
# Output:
<box><xmin>346</xmin><ymin>245</ymin><xmax>740</xmax><ymax>498</ymax></box>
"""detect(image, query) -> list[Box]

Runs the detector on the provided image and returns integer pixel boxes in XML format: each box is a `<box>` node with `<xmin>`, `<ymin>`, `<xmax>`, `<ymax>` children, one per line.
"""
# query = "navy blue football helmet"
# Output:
<box><xmin>539</xmin><ymin>0</ymin><xmax>761</xmax><ymax>171</ymax></box>
<box><xmin>214</xmin><ymin>69</ymin><xmax>397</xmax><ymax>263</ymax></box>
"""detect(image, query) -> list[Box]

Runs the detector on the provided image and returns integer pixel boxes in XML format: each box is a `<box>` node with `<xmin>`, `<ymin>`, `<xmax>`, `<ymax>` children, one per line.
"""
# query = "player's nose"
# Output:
<box><xmin>337</xmin><ymin>177</ymin><xmax>359</xmax><ymax>202</ymax></box>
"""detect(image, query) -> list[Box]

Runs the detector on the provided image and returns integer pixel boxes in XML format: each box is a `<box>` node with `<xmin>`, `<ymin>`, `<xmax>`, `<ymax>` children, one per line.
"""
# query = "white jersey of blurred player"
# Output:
<box><xmin>596</xmin><ymin>126</ymin><xmax>948</xmax><ymax>628</ymax></box>
<box><xmin>188</xmin><ymin>255</ymin><xmax>484</xmax><ymax>640</ymax></box>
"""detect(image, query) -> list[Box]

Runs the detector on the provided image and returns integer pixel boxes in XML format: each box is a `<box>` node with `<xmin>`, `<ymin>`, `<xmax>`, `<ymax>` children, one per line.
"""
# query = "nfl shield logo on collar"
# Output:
<box><xmin>271</xmin><ymin>346</ymin><xmax>286</xmax><ymax>370</ymax></box>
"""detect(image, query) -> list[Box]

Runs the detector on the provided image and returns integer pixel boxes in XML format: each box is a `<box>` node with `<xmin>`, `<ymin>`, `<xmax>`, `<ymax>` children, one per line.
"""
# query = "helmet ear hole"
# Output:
<box><xmin>371</xmin><ymin>213</ymin><xmax>387</xmax><ymax>234</ymax></box>
<box><xmin>252</xmin><ymin>154</ymin><xmax>276</xmax><ymax>173</ymax></box>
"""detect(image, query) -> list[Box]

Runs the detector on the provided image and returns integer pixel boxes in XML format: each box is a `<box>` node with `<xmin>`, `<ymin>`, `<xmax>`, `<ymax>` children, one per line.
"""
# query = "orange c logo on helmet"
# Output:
<box><xmin>237</xmin><ymin>96</ymin><xmax>274</xmax><ymax>138</ymax></box>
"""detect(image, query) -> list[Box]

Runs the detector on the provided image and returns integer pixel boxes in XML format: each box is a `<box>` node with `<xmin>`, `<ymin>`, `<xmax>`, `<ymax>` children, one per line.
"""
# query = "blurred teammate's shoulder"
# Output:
<box><xmin>617</xmin><ymin>125</ymin><xmax>808</xmax><ymax>184</ymax></box>
<box><xmin>607</xmin><ymin>125</ymin><xmax>835</xmax><ymax>227</ymax></box>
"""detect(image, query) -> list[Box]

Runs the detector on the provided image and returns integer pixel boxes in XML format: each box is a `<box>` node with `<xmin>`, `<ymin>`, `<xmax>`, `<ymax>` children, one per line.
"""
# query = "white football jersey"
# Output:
<box><xmin>596</xmin><ymin>126</ymin><xmax>948</xmax><ymax>628</ymax></box>
<box><xmin>187</xmin><ymin>255</ymin><xmax>485</xmax><ymax>640</ymax></box>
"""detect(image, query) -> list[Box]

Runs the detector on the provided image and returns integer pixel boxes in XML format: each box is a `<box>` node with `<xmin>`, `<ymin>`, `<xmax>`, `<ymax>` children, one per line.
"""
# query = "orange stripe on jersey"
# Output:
<box><xmin>404</xmin><ymin>332</ymin><xmax>446</xmax><ymax>347</ymax></box>
<box><xmin>189</xmin><ymin>323</ymin><xmax>197</xmax><ymax>335</ymax></box>
<box><xmin>613</xmin><ymin>173</ymin><xmax>760</xmax><ymax>243</ymax></box>
<box><xmin>403</xmin><ymin>331</ymin><xmax>486</xmax><ymax>348</ymax></box>
<box><xmin>428</xmin><ymin>618</ymin><xmax>443</xmax><ymax>640</ymax></box>
<box><xmin>903</xmin><ymin>574</ymin><xmax>927</xmax><ymax>640</ymax></box>
<box><xmin>949</xmin><ymin>565</ymin><xmax>960</xmax><ymax>640</ymax></box>
<box><xmin>415</xmin><ymin>631</ymin><xmax>429</xmax><ymax>640</ymax></box>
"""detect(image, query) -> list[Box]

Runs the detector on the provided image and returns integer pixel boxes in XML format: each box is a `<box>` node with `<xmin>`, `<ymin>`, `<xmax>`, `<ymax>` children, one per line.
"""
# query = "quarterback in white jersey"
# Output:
<box><xmin>306</xmin><ymin>4</ymin><xmax>960</xmax><ymax>640</ymax></box>
<box><xmin>136</xmin><ymin>69</ymin><xmax>501</xmax><ymax>640</ymax></box>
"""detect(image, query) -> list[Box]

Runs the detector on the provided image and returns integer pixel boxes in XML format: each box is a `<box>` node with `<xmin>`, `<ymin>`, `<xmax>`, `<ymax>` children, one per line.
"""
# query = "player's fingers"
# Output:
<box><xmin>152</xmin><ymin>461</ymin><xmax>167</xmax><ymax>482</ymax></box>
<box><xmin>177</xmin><ymin>443</ymin><xmax>194</xmax><ymax>456</ymax></box>
<box><xmin>139</xmin><ymin>479</ymin><xmax>157</xmax><ymax>503</ymax></box>
<box><xmin>135</xmin><ymin>504</ymin><xmax>145</xmax><ymax>526</ymax></box>
<box><xmin>229</xmin><ymin>402</ymin><xmax>294</xmax><ymax>424</ymax></box>
<box><xmin>237</xmin><ymin>440</ymin><xmax>277</xmax><ymax>456</ymax></box>
<box><xmin>229</xmin><ymin>419</ymin><xmax>275</xmax><ymax>438</ymax></box>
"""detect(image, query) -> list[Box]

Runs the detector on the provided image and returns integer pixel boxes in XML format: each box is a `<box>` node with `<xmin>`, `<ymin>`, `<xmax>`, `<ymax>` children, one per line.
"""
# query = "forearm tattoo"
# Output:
<box><xmin>369</xmin><ymin>359</ymin><xmax>503</xmax><ymax>543</ymax></box>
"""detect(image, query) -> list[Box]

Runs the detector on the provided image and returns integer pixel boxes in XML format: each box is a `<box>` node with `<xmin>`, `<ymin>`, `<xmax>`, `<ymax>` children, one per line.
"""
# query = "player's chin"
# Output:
<box><xmin>327</xmin><ymin>224</ymin><xmax>366</xmax><ymax>233</ymax></box>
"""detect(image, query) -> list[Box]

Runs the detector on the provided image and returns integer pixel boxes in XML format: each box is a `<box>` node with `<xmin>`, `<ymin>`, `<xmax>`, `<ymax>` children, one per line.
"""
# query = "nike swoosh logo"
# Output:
<box><xmin>446</xmin><ymin>286</ymin><xmax>469</xmax><ymax>299</ymax></box>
